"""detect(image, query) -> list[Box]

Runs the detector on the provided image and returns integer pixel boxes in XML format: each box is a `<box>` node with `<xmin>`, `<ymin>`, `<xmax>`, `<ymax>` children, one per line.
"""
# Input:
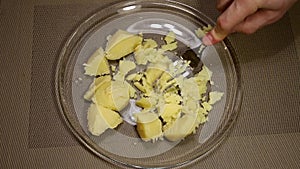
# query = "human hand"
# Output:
<box><xmin>203</xmin><ymin>0</ymin><xmax>298</xmax><ymax>45</ymax></box>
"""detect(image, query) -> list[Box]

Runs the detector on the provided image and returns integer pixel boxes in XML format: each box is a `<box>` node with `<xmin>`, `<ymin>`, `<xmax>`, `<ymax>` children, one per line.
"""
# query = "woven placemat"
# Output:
<box><xmin>229</xmin><ymin>15</ymin><xmax>300</xmax><ymax>136</ymax></box>
<box><xmin>29</xmin><ymin>1</ymin><xmax>300</xmax><ymax>149</ymax></box>
<box><xmin>0</xmin><ymin>0</ymin><xmax>2</xmax><ymax>14</ymax></box>
<box><xmin>29</xmin><ymin>4</ymin><xmax>101</xmax><ymax>148</ymax></box>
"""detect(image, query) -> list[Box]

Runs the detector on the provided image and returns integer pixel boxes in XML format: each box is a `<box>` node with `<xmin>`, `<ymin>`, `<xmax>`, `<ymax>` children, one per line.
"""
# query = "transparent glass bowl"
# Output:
<box><xmin>55</xmin><ymin>0</ymin><xmax>242</xmax><ymax>168</ymax></box>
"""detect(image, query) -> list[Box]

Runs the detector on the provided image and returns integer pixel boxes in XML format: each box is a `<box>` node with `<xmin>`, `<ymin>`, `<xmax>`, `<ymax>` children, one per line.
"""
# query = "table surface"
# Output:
<box><xmin>1</xmin><ymin>0</ymin><xmax>300</xmax><ymax>168</ymax></box>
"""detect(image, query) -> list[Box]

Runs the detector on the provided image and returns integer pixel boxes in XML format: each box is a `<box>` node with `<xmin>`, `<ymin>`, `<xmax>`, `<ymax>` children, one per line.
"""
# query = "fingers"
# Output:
<box><xmin>217</xmin><ymin>0</ymin><xmax>233</xmax><ymax>12</ymax></box>
<box><xmin>203</xmin><ymin>0</ymin><xmax>298</xmax><ymax>46</ymax></box>
<box><xmin>202</xmin><ymin>31</ymin><xmax>224</xmax><ymax>46</ymax></box>
<box><xmin>217</xmin><ymin>0</ymin><xmax>259</xmax><ymax>33</ymax></box>
<box><xmin>203</xmin><ymin>0</ymin><xmax>260</xmax><ymax>45</ymax></box>
<box><xmin>233</xmin><ymin>9</ymin><xmax>285</xmax><ymax>34</ymax></box>
<box><xmin>229</xmin><ymin>0</ymin><xmax>295</xmax><ymax>34</ymax></box>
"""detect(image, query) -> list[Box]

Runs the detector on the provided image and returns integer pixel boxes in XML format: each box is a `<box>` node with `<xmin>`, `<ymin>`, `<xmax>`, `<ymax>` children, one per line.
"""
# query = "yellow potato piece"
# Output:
<box><xmin>134</xmin><ymin>45</ymin><xmax>150</xmax><ymax>65</ymax></box>
<box><xmin>183</xmin><ymin>99</ymin><xmax>200</xmax><ymax>114</ymax></box>
<box><xmin>105</xmin><ymin>30</ymin><xmax>142</xmax><ymax>60</ymax></box>
<box><xmin>94</xmin><ymin>80</ymin><xmax>130</xmax><ymax>111</ymax></box>
<box><xmin>83</xmin><ymin>47</ymin><xmax>110</xmax><ymax>76</ymax></box>
<box><xmin>136</xmin><ymin>97</ymin><xmax>153</xmax><ymax>109</ymax></box>
<box><xmin>105</xmin><ymin>30</ymin><xmax>135</xmax><ymax>51</ymax></box>
<box><xmin>159</xmin><ymin>104</ymin><xmax>181</xmax><ymax>123</ymax></box>
<box><xmin>208</xmin><ymin>91</ymin><xmax>224</xmax><ymax>105</ymax></box>
<box><xmin>146</xmin><ymin>52</ymin><xmax>171</xmax><ymax>69</ymax></box>
<box><xmin>164</xmin><ymin>92</ymin><xmax>182</xmax><ymax>104</ymax></box>
<box><xmin>164</xmin><ymin>85</ymin><xmax>179</xmax><ymax>95</ymax></box>
<box><xmin>113</xmin><ymin>60</ymin><xmax>136</xmax><ymax>81</ymax></box>
<box><xmin>195</xmin><ymin>65</ymin><xmax>212</xmax><ymax>82</ymax></box>
<box><xmin>84</xmin><ymin>75</ymin><xmax>111</xmax><ymax>101</ymax></box>
<box><xmin>119</xmin><ymin>60</ymin><xmax>136</xmax><ymax>75</ymax></box>
<box><xmin>110</xmin><ymin>80</ymin><xmax>131</xmax><ymax>111</ymax></box>
<box><xmin>125</xmin><ymin>73</ymin><xmax>137</xmax><ymax>81</ymax></box>
<box><xmin>158</xmin><ymin>72</ymin><xmax>173</xmax><ymax>89</ymax></box>
<box><xmin>94</xmin><ymin>75</ymin><xmax>112</xmax><ymax>86</ymax></box>
<box><xmin>98</xmin><ymin>104</ymin><xmax>123</xmax><ymax>128</ymax></box>
<box><xmin>96</xmin><ymin>58</ymin><xmax>110</xmax><ymax>75</ymax></box>
<box><xmin>87</xmin><ymin>103</ymin><xmax>122</xmax><ymax>136</ymax></box>
<box><xmin>196</xmin><ymin>108</ymin><xmax>208</xmax><ymax>124</ymax></box>
<box><xmin>87</xmin><ymin>103</ymin><xmax>109</xmax><ymax>136</ymax></box>
<box><xmin>125</xmin><ymin>81</ymin><xmax>137</xmax><ymax>99</ymax></box>
<box><xmin>134</xmin><ymin>38</ymin><xmax>158</xmax><ymax>65</ymax></box>
<box><xmin>161</xmin><ymin>42</ymin><xmax>178</xmax><ymax>51</ymax></box>
<box><xmin>160</xmin><ymin>78</ymin><xmax>177</xmax><ymax>92</ymax></box>
<box><xmin>133</xmin><ymin>81</ymin><xmax>146</xmax><ymax>93</ymax></box>
<box><xmin>164</xmin><ymin>114</ymin><xmax>197</xmax><ymax>142</ymax></box>
<box><xmin>195</xmin><ymin>25</ymin><xmax>212</xmax><ymax>38</ymax></box>
<box><xmin>181</xmin><ymin>77</ymin><xmax>201</xmax><ymax>100</ymax></box>
<box><xmin>145</xmin><ymin>67</ymin><xmax>164</xmax><ymax>85</ymax></box>
<box><xmin>195</xmin><ymin>28</ymin><xmax>205</xmax><ymax>38</ymax></box>
<box><xmin>202</xmin><ymin>102</ymin><xmax>212</xmax><ymax>112</ymax></box>
<box><xmin>194</xmin><ymin>66</ymin><xmax>212</xmax><ymax>96</ymax></box>
<box><xmin>133</xmin><ymin>77</ymin><xmax>153</xmax><ymax>96</ymax></box>
<box><xmin>197</xmin><ymin>81</ymin><xmax>208</xmax><ymax>96</ymax></box>
<box><xmin>135</xmin><ymin>46</ymin><xmax>170</xmax><ymax>66</ymax></box>
<box><xmin>164</xmin><ymin>31</ymin><xmax>176</xmax><ymax>44</ymax></box>
<box><xmin>143</xmin><ymin>38</ymin><xmax>158</xmax><ymax>48</ymax></box>
<box><xmin>93</xmin><ymin>80</ymin><xmax>113</xmax><ymax>107</ymax></box>
<box><xmin>142</xmin><ymin>78</ymin><xmax>154</xmax><ymax>96</ymax></box>
<box><xmin>135</xmin><ymin>112</ymin><xmax>162</xmax><ymax>142</ymax></box>
<box><xmin>133</xmin><ymin>73</ymin><xmax>144</xmax><ymax>81</ymax></box>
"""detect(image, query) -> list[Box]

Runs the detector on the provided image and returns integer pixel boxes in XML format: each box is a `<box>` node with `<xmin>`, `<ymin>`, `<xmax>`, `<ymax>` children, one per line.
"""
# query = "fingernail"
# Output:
<box><xmin>202</xmin><ymin>32</ymin><xmax>219</xmax><ymax>46</ymax></box>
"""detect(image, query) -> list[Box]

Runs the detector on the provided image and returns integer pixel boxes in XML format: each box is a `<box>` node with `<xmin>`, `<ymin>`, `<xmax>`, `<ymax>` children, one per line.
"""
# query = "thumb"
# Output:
<box><xmin>202</xmin><ymin>24</ymin><xmax>229</xmax><ymax>45</ymax></box>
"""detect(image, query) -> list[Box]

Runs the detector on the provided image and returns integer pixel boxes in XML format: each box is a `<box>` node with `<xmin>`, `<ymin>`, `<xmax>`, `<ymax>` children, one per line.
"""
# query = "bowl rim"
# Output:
<box><xmin>55</xmin><ymin>0</ymin><xmax>243</xmax><ymax>168</ymax></box>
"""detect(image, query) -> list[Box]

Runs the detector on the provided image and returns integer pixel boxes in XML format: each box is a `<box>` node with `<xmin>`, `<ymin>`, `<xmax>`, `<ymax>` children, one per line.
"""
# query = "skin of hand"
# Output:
<box><xmin>203</xmin><ymin>0</ymin><xmax>299</xmax><ymax>45</ymax></box>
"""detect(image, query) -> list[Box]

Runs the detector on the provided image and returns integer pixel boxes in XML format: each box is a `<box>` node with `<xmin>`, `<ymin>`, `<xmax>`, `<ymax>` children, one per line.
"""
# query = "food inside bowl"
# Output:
<box><xmin>83</xmin><ymin>29</ymin><xmax>223</xmax><ymax>142</ymax></box>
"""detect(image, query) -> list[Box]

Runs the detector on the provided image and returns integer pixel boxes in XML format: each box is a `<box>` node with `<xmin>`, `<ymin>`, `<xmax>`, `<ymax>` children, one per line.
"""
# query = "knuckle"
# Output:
<box><xmin>216</xmin><ymin>16</ymin><xmax>230</xmax><ymax>32</ymax></box>
<box><xmin>241</xmin><ymin>25</ymin><xmax>258</xmax><ymax>34</ymax></box>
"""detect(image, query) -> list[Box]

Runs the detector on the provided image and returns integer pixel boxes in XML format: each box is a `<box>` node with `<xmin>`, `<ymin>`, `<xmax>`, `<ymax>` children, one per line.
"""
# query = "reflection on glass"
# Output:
<box><xmin>122</xmin><ymin>5</ymin><xmax>137</xmax><ymax>11</ymax></box>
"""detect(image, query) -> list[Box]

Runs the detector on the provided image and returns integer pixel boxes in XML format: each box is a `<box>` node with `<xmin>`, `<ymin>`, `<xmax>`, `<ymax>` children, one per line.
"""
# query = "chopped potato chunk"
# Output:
<box><xmin>94</xmin><ymin>80</ymin><xmax>130</xmax><ymax>111</ymax></box>
<box><xmin>135</xmin><ymin>112</ymin><xmax>162</xmax><ymax>142</ymax></box>
<box><xmin>87</xmin><ymin>103</ymin><xmax>122</xmax><ymax>136</ymax></box>
<box><xmin>164</xmin><ymin>114</ymin><xmax>197</xmax><ymax>141</ymax></box>
<box><xmin>105</xmin><ymin>30</ymin><xmax>142</xmax><ymax>60</ymax></box>
<box><xmin>83</xmin><ymin>47</ymin><xmax>110</xmax><ymax>76</ymax></box>
<box><xmin>83</xmin><ymin>29</ymin><xmax>224</xmax><ymax>142</ymax></box>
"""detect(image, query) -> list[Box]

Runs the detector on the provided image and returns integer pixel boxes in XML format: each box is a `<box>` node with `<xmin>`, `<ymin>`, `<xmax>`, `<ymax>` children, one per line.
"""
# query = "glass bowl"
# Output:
<box><xmin>55</xmin><ymin>0</ymin><xmax>242</xmax><ymax>168</ymax></box>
